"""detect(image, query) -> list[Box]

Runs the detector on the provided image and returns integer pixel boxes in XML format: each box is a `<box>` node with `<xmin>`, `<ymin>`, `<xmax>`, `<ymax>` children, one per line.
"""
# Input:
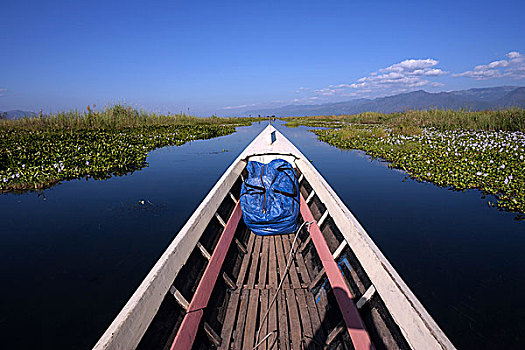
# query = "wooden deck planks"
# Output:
<box><xmin>291</xmin><ymin>233</ymin><xmax>312</xmax><ymax>286</ymax></box>
<box><xmin>246</xmin><ymin>235</ymin><xmax>262</xmax><ymax>288</ymax></box>
<box><xmin>221</xmin><ymin>230</ymin><xmax>257</xmax><ymax>349</ymax></box>
<box><xmin>219</xmin><ymin>291</ymin><xmax>241</xmax><ymax>350</ymax></box>
<box><xmin>258</xmin><ymin>236</ymin><xmax>269</xmax><ymax>289</ymax></box>
<box><xmin>258</xmin><ymin>289</ymin><xmax>269</xmax><ymax>350</ymax></box>
<box><xmin>268</xmin><ymin>236</ymin><xmax>278</xmax><ymax>289</ymax></box>
<box><xmin>285</xmin><ymin>289</ymin><xmax>302</xmax><ymax>350</ymax></box>
<box><xmin>236</xmin><ymin>232</ymin><xmax>256</xmax><ymax>288</ymax></box>
<box><xmin>232</xmin><ymin>289</ymin><xmax>250</xmax><ymax>349</ymax></box>
<box><xmin>277</xmin><ymin>290</ymin><xmax>290</xmax><ymax>350</ymax></box>
<box><xmin>268</xmin><ymin>289</ymin><xmax>278</xmax><ymax>349</ymax></box>
<box><xmin>243</xmin><ymin>289</ymin><xmax>260</xmax><ymax>349</ymax></box>
<box><xmin>221</xmin><ymin>231</ymin><xmax>329</xmax><ymax>350</ymax></box>
<box><xmin>281</xmin><ymin>234</ymin><xmax>301</xmax><ymax>288</ymax></box>
<box><xmin>296</xmin><ymin>289</ymin><xmax>314</xmax><ymax>345</ymax></box>
<box><xmin>274</xmin><ymin>235</ymin><xmax>290</xmax><ymax>289</ymax></box>
<box><xmin>304</xmin><ymin>289</ymin><xmax>326</xmax><ymax>343</ymax></box>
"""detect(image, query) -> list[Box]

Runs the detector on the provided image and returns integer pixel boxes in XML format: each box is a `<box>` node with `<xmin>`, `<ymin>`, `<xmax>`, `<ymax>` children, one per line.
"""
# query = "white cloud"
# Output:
<box><xmin>295</xmin><ymin>87</ymin><xmax>310</xmax><ymax>93</ymax></box>
<box><xmin>221</xmin><ymin>103</ymin><xmax>258</xmax><ymax>110</ymax></box>
<box><xmin>313</xmin><ymin>88</ymin><xmax>338</xmax><ymax>96</ymax></box>
<box><xmin>381</xmin><ymin>58</ymin><xmax>439</xmax><ymax>73</ymax></box>
<box><xmin>453</xmin><ymin>51</ymin><xmax>525</xmax><ymax>80</ymax></box>
<box><xmin>316</xmin><ymin>58</ymin><xmax>446</xmax><ymax>98</ymax></box>
<box><xmin>0</xmin><ymin>88</ymin><xmax>6</xmax><ymax>97</ymax></box>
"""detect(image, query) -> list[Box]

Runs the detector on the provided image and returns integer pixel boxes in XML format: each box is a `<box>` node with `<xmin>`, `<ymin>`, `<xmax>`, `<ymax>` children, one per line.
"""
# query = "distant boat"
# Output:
<box><xmin>94</xmin><ymin>125</ymin><xmax>455</xmax><ymax>350</ymax></box>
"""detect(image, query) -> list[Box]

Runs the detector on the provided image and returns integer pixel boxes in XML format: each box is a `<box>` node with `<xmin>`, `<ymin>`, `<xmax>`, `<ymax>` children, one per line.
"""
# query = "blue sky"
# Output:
<box><xmin>1</xmin><ymin>0</ymin><xmax>524</xmax><ymax>115</ymax></box>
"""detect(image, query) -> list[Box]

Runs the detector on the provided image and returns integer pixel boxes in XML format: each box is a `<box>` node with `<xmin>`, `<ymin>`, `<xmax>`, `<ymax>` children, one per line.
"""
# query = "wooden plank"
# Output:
<box><xmin>317</xmin><ymin>210</ymin><xmax>329</xmax><ymax>227</ymax></box>
<box><xmin>293</xmin><ymin>240</ymin><xmax>327</xmax><ymax>342</ymax></box>
<box><xmin>268</xmin><ymin>236</ymin><xmax>278</xmax><ymax>289</ymax></box>
<box><xmin>257</xmin><ymin>289</ymin><xmax>269</xmax><ymax>350</ymax></box>
<box><xmin>277</xmin><ymin>290</ymin><xmax>290</xmax><ymax>350</ymax></box>
<box><xmin>246</xmin><ymin>235</ymin><xmax>262</xmax><ymax>288</ymax></box>
<box><xmin>268</xmin><ymin>290</ymin><xmax>278</xmax><ymax>349</ymax></box>
<box><xmin>222</xmin><ymin>232</ymin><xmax>258</xmax><ymax>349</ymax></box>
<box><xmin>299</xmin><ymin>235</ymin><xmax>312</xmax><ymax>253</ymax></box>
<box><xmin>243</xmin><ymin>289</ymin><xmax>260</xmax><ymax>350</ymax></box>
<box><xmin>234</xmin><ymin>237</ymin><xmax>247</xmax><ymax>255</ymax></box>
<box><xmin>204</xmin><ymin>322</ymin><xmax>222</xmax><ymax>347</ymax></box>
<box><xmin>295</xmin><ymin>289</ymin><xmax>314</xmax><ymax>345</ymax></box>
<box><xmin>215</xmin><ymin>212</ymin><xmax>227</xmax><ymax>227</ymax></box>
<box><xmin>332</xmin><ymin>240</ymin><xmax>348</xmax><ymax>260</ymax></box>
<box><xmin>219</xmin><ymin>291</ymin><xmax>241</xmax><ymax>350</ymax></box>
<box><xmin>293</xmin><ymin>240</ymin><xmax>312</xmax><ymax>284</ymax></box>
<box><xmin>196</xmin><ymin>241</ymin><xmax>211</xmax><ymax>260</ymax></box>
<box><xmin>232</xmin><ymin>289</ymin><xmax>250</xmax><ymax>350</ymax></box>
<box><xmin>300</xmin><ymin>195</ymin><xmax>373</xmax><ymax>350</ymax></box>
<box><xmin>306</xmin><ymin>190</ymin><xmax>316</xmax><ymax>204</ymax></box>
<box><xmin>325</xmin><ymin>321</ymin><xmax>345</xmax><ymax>346</ymax></box>
<box><xmin>274</xmin><ymin>235</ymin><xmax>290</xmax><ymax>289</ymax></box>
<box><xmin>304</xmin><ymin>290</ymin><xmax>325</xmax><ymax>343</ymax></box>
<box><xmin>258</xmin><ymin>236</ymin><xmax>270</xmax><ymax>289</ymax></box>
<box><xmin>169</xmin><ymin>285</ymin><xmax>189</xmax><ymax>311</ymax></box>
<box><xmin>236</xmin><ymin>232</ymin><xmax>256</xmax><ymax>288</ymax></box>
<box><xmin>222</xmin><ymin>272</ymin><xmax>236</xmax><ymax>291</ymax></box>
<box><xmin>357</xmin><ymin>285</ymin><xmax>376</xmax><ymax>309</ymax></box>
<box><xmin>170</xmin><ymin>202</ymin><xmax>242</xmax><ymax>350</ymax></box>
<box><xmin>308</xmin><ymin>267</ymin><xmax>326</xmax><ymax>291</ymax></box>
<box><xmin>285</xmin><ymin>289</ymin><xmax>302</xmax><ymax>350</ymax></box>
<box><xmin>221</xmin><ymin>233</ymin><xmax>257</xmax><ymax>349</ymax></box>
<box><xmin>281</xmin><ymin>234</ymin><xmax>301</xmax><ymax>288</ymax></box>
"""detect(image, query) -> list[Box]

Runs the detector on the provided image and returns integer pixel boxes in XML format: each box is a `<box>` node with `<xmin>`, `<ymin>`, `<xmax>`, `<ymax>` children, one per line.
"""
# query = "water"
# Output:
<box><xmin>0</xmin><ymin>122</ymin><xmax>523</xmax><ymax>349</ymax></box>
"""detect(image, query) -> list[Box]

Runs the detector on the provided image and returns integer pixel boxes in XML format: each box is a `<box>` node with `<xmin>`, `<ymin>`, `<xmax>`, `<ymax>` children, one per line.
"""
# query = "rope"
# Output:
<box><xmin>253</xmin><ymin>220</ymin><xmax>314</xmax><ymax>350</ymax></box>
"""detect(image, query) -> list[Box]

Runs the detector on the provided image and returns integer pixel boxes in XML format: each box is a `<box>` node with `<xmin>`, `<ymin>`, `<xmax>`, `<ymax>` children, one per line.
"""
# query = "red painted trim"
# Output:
<box><xmin>170</xmin><ymin>201</ymin><xmax>242</xmax><ymax>350</ymax></box>
<box><xmin>300</xmin><ymin>195</ymin><xmax>374</xmax><ymax>350</ymax></box>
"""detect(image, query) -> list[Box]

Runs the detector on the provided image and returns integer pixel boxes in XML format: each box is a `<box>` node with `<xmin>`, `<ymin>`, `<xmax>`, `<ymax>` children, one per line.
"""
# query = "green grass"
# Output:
<box><xmin>0</xmin><ymin>105</ymin><xmax>261</xmax><ymax>192</ymax></box>
<box><xmin>0</xmin><ymin>104</ymin><xmax>258</xmax><ymax>131</ymax></box>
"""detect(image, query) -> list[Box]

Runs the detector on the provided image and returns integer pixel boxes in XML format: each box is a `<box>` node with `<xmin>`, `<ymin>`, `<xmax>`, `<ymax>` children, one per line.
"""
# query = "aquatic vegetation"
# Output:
<box><xmin>313</xmin><ymin>125</ymin><xmax>525</xmax><ymax>215</ymax></box>
<box><xmin>0</xmin><ymin>105</ymin><xmax>260</xmax><ymax>192</ymax></box>
<box><xmin>283</xmin><ymin>108</ymin><xmax>525</xmax><ymax>131</ymax></box>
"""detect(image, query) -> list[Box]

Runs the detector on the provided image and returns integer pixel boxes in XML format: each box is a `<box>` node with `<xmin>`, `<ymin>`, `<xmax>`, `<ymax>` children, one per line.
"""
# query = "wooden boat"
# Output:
<box><xmin>94</xmin><ymin>125</ymin><xmax>455</xmax><ymax>350</ymax></box>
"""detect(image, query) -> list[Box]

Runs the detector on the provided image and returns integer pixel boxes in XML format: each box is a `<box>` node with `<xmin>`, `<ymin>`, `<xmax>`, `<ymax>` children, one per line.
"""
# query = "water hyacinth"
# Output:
<box><xmin>0</xmin><ymin>105</ymin><xmax>262</xmax><ymax>192</ymax></box>
<box><xmin>310</xmin><ymin>124</ymin><xmax>525</xmax><ymax>216</ymax></box>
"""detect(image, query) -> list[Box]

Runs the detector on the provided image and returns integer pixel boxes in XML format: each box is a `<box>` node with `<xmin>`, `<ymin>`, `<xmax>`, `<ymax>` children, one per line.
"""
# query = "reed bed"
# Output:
<box><xmin>282</xmin><ymin>108</ymin><xmax>525</xmax><ymax>132</ymax></box>
<box><xmin>0</xmin><ymin>105</ymin><xmax>257</xmax><ymax>131</ymax></box>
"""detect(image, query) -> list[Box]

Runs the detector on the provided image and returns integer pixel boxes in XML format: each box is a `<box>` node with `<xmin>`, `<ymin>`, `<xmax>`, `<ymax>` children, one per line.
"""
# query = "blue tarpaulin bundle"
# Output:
<box><xmin>240</xmin><ymin>159</ymin><xmax>300</xmax><ymax>236</ymax></box>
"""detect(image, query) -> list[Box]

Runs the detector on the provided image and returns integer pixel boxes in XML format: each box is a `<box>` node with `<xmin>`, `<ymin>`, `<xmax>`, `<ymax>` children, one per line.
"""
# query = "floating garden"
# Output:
<box><xmin>283</xmin><ymin>109</ymin><xmax>525</xmax><ymax>216</ymax></box>
<box><xmin>0</xmin><ymin>105</ymin><xmax>258</xmax><ymax>192</ymax></box>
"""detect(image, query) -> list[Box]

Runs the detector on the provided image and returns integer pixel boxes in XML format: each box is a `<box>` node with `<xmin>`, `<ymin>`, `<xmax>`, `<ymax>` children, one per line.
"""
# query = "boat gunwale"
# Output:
<box><xmin>94</xmin><ymin>124</ymin><xmax>455</xmax><ymax>350</ymax></box>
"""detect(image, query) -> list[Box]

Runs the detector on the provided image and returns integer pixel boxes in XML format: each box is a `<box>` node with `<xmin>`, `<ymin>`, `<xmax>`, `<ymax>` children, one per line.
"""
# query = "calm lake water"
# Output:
<box><xmin>1</xmin><ymin>122</ymin><xmax>523</xmax><ymax>349</ymax></box>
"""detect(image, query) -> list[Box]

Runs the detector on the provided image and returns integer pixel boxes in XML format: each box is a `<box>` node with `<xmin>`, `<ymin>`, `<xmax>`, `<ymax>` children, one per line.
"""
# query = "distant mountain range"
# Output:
<box><xmin>2</xmin><ymin>86</ymin><xmax>524</xmax><ymax>119</ymax></box>
<box><xmin>0</xmin><ymin>110</ymin><xmax>37</xmax><ymax>120</ymax></box>
<box><xmin>244</xmin><ymin>86</ymin><xmax>525</xmax><ymax>117</ymax></box>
